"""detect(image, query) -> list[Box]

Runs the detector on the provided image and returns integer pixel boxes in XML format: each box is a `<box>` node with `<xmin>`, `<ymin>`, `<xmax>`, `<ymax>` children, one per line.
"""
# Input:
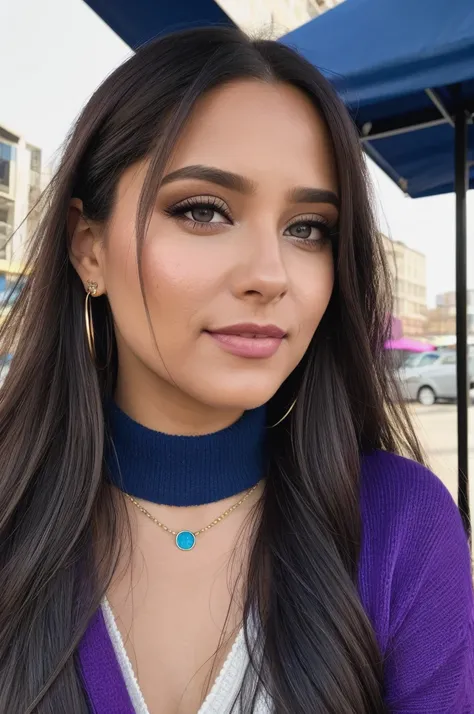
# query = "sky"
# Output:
<box><xmin>2</xmin><ymin>0</ymin><xmax>473</xmax><ymax>307</ymax></box>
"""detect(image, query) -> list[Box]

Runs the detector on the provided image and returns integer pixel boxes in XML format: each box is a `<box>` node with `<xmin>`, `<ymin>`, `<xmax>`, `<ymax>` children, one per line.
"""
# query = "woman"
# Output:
<box><xmin>0</xmin><ymin>26</ymin><xmax>472</xmax><ymax>714</ymax></box>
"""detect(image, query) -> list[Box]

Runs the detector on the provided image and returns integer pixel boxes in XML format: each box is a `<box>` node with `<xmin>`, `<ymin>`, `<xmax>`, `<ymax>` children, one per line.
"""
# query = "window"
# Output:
<box><xmin>29</xmin><ymin>147</ymin><xmax>41</xmax><ymax>172</ymax></box>
<box><xmin>0</xmin><ymin>197</ymin><xmax>14</xmax><ymax>260</ymax></box>
<box><xmin>0</xmin><ymin>271</ymin><xmax>25</xmax><ymax>304</ymax></box>
<box><xmin>419</xmin><ymin>353</ymin><xmax>440</xmax><ymax>367</ymax></box>
<box><xmin>404</xmin><ymin>353</ymin><xmax>421</xmax><ymax>367</ymax></box>
<box><xmin>0</xmin><ymin>143</ymin><xmax>16</xmax><ymax>193</ymax></box>
<box><xmin>441</xmin><ymin>353</ymin><xmax>456</xmax><ymax>365</ymax></box>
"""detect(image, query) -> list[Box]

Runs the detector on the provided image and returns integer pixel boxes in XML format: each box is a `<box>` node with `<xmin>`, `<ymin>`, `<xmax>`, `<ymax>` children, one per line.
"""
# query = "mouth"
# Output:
<box><xmin>205</xmin><ymin>323</ymin><xmax>287</xmax><ymax>359</ymax></box>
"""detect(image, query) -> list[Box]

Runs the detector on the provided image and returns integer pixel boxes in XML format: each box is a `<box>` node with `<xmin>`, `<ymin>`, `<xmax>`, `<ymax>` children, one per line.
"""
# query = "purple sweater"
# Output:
<box><xmin>79</xmin><ymin>450</ymin><xmax>474</xmax><ymax>712</ymax></box>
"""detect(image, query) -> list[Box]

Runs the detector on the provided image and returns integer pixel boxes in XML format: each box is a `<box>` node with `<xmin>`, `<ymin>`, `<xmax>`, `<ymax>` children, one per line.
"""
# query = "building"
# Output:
<box><xmin>426</xmin><ymin>290</ymin><xmax>474</xmax><ymax>336</ymax></box>
<box><xmin>217</xmin><ymin>0</ymin><xmax>344</xmax><ymax>35</ymax></box>
<box><xmin>425</xmin><ymin>307</ymin><xmax>457</xmax><ymax>337</ymax></box>
<box><xmin>0</xmin><ymin>123</ymin><xmax>46</xmax><ymax>301</ymax></box>
<box><xmin>382</xmin><ymin>235</ymin><xmax>428</xmax><ymax>337</ymax></box>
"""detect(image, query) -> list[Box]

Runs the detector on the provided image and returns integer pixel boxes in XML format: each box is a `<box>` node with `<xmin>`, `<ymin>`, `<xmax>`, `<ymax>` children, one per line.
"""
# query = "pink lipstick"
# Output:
<box><xmin>206</xmin><ymin>323</ymin><xmax>286</xmax><ymax>359</ymax></box>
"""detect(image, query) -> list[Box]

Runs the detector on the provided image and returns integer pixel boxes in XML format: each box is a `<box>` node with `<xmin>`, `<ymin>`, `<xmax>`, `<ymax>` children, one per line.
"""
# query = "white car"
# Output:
<box><xmin>397</xmin><ymin>351</ymin><xmax>474</xmax><ymax>406</ymax></box>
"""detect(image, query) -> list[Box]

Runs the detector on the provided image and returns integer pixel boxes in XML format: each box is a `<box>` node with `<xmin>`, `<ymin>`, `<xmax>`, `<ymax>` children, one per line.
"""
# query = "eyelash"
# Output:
<box><xmin>165</xmin><ymin>196</ymin><xmax>233</xmax><ymax>227</ymax></box>
<box><xmin>165</xmin><ymin>196</ymin><xmax>335</xmax><ymax>244</ymax></box>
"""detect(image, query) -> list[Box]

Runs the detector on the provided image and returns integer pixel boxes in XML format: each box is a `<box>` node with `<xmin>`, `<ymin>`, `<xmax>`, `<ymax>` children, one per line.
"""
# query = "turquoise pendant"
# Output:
<box><xmin>176</xmin><ymin>530</ymin><xmax>196</xmax><ymax>551</ymax></box>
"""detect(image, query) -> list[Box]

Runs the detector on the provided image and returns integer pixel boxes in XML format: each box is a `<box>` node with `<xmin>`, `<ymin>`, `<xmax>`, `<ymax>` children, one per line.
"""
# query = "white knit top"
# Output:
<box><xmin>102</xmin><ymin>599</ymin><xmax>270</xmax><ymax>713</ymax></box>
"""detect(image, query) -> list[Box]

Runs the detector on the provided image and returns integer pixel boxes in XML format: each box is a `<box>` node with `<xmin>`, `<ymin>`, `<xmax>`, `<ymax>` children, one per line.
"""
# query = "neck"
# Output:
<box><xmin>105</xmin><ymin>402</ymin><xmax>267</xmax><ymax>507</ymax></box>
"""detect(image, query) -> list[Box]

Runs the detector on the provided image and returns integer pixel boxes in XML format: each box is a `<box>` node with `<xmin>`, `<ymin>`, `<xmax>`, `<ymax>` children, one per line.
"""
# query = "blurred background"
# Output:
<box><xmin>1</xmin><ymin>0</ymin><xmax>472</xmax><ymax>513</ymax></box>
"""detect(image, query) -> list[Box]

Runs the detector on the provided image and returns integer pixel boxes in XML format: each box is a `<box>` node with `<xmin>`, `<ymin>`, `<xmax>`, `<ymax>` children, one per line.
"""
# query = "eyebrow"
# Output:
<box><xmin>287</xmin><ymin>187</ymin><xmax>339</xmax><ymax>209</ymax></box>
<box><xmin>161</xmin><ymin>165</ymin><xmax>255</xmax><ymax>194</ymax></box>
<box><xmin>161</xmin><ymin>164</ymin><xmax>339</xmax><ymax>209</ymax></box>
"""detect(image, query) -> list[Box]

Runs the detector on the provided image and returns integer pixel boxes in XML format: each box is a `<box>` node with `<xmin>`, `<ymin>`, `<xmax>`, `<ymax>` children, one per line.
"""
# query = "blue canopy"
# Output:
<box><xmin>283</xmin><ymin>0</ymin><xmax>474</xmax><ymax>199</ymax></box>
<box><xmin>84</xmin><ymin>0</ymin><xmax>233</xmax><ymax>49</ymax></box>
<box><xmin>83</xmin><ymin>0</ymin><xmax>474</xmax><ymax>199</ymax></box>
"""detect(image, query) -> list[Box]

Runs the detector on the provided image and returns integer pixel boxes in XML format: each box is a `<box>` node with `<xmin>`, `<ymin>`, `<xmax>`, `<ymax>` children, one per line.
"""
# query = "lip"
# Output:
<box><xmin>208</xmin><ymin>323</ymin><xmax>287</xmax><ymax>338</ymax></box>
<box><xmin>205</xmin><ymin>323</ymin><xmax>287</xmax><ymax>359</ymax></box>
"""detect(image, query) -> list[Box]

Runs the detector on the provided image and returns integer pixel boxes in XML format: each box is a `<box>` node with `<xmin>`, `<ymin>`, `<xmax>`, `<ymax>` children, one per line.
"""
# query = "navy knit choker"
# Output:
<box><xmin>105</xmin><ymin>403</ymin><xmax>266</xmax><ymax>506</ymax></box>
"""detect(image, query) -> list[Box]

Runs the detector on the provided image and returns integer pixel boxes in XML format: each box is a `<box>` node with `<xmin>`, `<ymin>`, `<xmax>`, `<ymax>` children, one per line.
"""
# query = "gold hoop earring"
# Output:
<box><xmin>85</xmin><ymin>280</ymin><xmax>98</xmax><ymax>361</ymax></box>
<box><xmin>267</xmin><ymin>398</ymin><xmax>297</xmax><ymax>429</ymax></box>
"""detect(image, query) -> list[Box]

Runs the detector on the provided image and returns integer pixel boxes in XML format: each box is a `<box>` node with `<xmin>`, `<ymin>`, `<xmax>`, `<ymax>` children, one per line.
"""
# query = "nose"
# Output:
<box><xmin>231</xmin><ymin>228</ymin><xmax>289</xmax><ymax>305</ymax></box>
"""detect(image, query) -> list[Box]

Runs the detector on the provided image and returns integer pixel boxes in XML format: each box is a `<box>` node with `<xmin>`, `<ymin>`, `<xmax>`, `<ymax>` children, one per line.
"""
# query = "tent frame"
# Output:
<box><xmin>361</xmin><ymin>89</ymin><xmax>473</xmax><ymax>539</ymax></box>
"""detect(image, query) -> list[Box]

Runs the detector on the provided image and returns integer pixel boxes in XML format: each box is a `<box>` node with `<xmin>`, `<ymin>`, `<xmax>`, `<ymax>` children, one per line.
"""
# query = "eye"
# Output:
<box><xmin>184</xmin><ymin>206</ymin><xmax>227</xmax><ymax>224</ymax></box>
<box><xmin>284</xmin><ymin>215</ymin><xmax>332</xmax><ymax>244</ymax></box>
<box><xmin>164</xmin><ymin>196</ymin><xmax>233</xmax><ymax>227</ymax></box>
<box><xmin>287</xmin><ymin>223</ymin><xmax>320</xmax><ymax>240</ymax></box>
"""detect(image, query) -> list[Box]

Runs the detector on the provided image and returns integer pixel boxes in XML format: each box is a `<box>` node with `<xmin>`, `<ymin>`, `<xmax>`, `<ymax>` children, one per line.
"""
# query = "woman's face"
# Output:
<box><xmin>76</xmin><ymin>80</ymin><xmax>338</xmax><ymax>422</ymax></box>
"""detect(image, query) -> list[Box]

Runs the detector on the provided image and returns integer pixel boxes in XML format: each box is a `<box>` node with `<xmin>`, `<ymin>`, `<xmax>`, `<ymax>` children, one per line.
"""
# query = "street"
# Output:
<box><xmin>409</xmin><ymin>403</ymin><xmax>474</xmax><ymax>512</ymax></box>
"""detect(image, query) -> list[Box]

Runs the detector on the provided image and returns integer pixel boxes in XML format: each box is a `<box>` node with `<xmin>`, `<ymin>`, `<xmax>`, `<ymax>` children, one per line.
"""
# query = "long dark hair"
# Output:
<box><xmin>0</xmin><ymin>27</ymin><xmax>422</xmax><ymax>713</ymax></box>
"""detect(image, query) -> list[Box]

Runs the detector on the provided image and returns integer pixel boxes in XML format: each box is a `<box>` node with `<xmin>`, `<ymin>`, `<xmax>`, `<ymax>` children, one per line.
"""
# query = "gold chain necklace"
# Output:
<box><xmin>126</xmin><ymin>483</ymin><xmax>259</xmax><ymax>551</ymax></box>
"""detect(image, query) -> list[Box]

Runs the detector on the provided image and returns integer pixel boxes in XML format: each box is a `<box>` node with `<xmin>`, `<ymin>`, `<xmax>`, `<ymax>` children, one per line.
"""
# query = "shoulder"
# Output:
<box><xmin>359</xmin><ymin>449</ymin><xmax>464</xmax><ymax>538</ymax></box>
<box><xmin>360</xmin><ymin>447</ymin><xmax>458</xmax><ymax>513</ymax></box>
<box><xmin>358</xmin><ymin>450</ymin><xmax>472</xmax><ymax>649</ymax></box>
<box><xmin>358</xmin><ymin>453</ymin><xmax>474</xmax><ymax>710</ymax></box>
<box><xmin>359</xmin><ymin>448</ymin><xmax>469</xmax><ymax>575</ymax></box>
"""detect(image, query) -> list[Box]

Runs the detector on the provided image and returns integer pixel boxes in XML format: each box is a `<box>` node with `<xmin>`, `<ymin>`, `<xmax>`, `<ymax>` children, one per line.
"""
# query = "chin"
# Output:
<box><xmin>176</xmin><ymin>363</ymin><xmax>292</xmax><ymax>413</ymax></box>
<box><xmin>194</xmin><ymin>381</ymin><xmax>281</xmax><ymax>413</ymax></box>
<box><xmin>210</xmin><ymin>392</ymin><xmax>273</xmax><ymax>412</ymax></box>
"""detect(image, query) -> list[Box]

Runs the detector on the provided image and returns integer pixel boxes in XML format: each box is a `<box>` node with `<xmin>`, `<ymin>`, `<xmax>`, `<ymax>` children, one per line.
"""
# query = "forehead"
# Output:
<box><xmin>168</xmin><ymin>80</ymin><xmax>338</xmax><ymax>193</ymax></box>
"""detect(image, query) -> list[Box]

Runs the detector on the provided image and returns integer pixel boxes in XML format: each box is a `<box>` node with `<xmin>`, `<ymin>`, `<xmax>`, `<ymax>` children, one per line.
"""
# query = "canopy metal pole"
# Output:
<box><xmin>454</xmin><ymin>104</ymin><xmax>470</xmax><ymax>541</ymax></box>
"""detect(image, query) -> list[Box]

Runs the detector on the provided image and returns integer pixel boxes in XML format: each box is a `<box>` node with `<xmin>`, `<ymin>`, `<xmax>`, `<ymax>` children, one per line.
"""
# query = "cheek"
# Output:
<box><xmin>144</xmin><ymin>247</ymin><xmax>202</xmax><ymax>301</ymax></box>
<box><xmin>139</xmin><ymin>231</ymin><xmax>227</xmax><ymax>341</ymax></box>
<box><xmin>143</xmin><ymin>240</ymin><xmax>211</xmax><ymax>306</ymax></box>
<box><xmin>293</xmin><ymin>248</ymin><xmax>334</xmax><ymax>335</ymax></box>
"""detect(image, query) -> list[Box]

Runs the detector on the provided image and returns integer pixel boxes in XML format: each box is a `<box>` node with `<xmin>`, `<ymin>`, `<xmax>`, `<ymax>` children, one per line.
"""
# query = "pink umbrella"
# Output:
<box><xmin>384</xmin><ymin>337</ymin><xmax>435</xmax><ymax>352</ymax></box>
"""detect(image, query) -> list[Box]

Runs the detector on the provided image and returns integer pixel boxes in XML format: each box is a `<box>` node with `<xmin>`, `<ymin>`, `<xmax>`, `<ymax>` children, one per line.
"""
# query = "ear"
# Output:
<box><xmin>68</xmin><ymin>198</ymin><xmax>105</xmax><ymax>295</ymax></box>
